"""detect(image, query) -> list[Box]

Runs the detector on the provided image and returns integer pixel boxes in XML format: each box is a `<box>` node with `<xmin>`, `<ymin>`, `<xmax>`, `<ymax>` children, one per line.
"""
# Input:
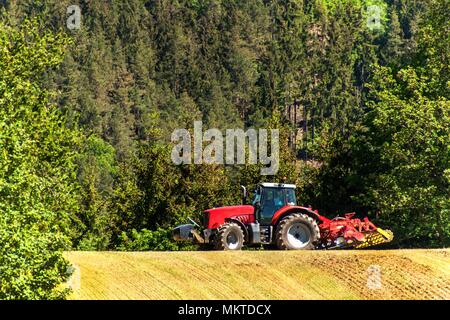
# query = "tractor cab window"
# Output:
<box><xmin>252</xmin><ymin>187</ymin><xmax>261</xmax><ymax>206</ymax></box>
<box><xmin>273</xmin><ymin>190</ymin><xmax>284</xmax><ymax>208</ymax></box>
<box><xmin>252</xmin><ymin>192</ymin><xmax>261</xmax><ymax>206</ymax></box>
<box><xmin>259</xmin><ymin>187</ymin><xmax>285</xmax><ymax>224</ymax></box>
<box><xmin>286</xmin><ymin>189</ymin><xmax>297</xmax><ymax>206</ymax></box>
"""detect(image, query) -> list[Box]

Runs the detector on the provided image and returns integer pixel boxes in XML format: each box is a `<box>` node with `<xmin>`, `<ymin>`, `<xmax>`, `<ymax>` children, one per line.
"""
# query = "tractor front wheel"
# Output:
<box><xmin>275</xmin><ymin>214</ymin><xmax>319</xmax><ymax>250</ymax></box>
<box><xmin>214</xmin><ymin>223</ymin><xmax>244</xmax><ymax>250</ymax></box>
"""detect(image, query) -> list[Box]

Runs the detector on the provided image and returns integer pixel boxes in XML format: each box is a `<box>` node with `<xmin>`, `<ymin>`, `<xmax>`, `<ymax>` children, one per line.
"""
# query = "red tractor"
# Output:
<box><xmin>173</xmin><ymin>183</ymin><xmax>393</xmax><ymax>250</ymax></box>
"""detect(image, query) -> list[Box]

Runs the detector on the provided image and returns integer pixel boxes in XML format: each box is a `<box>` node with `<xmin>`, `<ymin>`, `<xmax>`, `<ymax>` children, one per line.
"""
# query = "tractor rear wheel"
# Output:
<box><xmin>275</xmin><ymin>214</ymin><xmax>319</xmax><ymax>250</ymax></box>
<box><xmin>214</xmin><ymin>223</ymin><xmax>244</xmax><ymax>250</ymax></box>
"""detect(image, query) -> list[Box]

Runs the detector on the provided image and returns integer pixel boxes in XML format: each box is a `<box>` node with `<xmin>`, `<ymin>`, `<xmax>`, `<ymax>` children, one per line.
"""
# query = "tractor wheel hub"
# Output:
<box><xmin>226</xmin><ymin>233</ymin><xmax>239</xmax><ymax>250</ymax></box>
<box><xmin>287</xmin><ymin>223</ymin><xmax>311</xmax><ymax>249</ymax></box>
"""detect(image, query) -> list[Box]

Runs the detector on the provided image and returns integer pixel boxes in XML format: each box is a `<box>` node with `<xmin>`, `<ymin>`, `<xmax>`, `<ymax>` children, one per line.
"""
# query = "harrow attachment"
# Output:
<box><xmin>317</xmin><ymin>212</ymin><xmax>394</xmax><ymax>249</ymax></box>
<box><xmin>354</xmin><ymin>228</ymin><xmax>394</xmax><ymax>249</ymax></box>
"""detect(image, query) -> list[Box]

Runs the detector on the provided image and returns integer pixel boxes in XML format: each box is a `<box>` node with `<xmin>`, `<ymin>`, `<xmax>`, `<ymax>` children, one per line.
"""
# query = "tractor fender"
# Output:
<box><xmin>271</xmin><ymin>206</ymin><xmax>325</xmax><ymax>227</ymax></box>
<box><xmin>225</xmin><ymin>218</ymin><xmax>249</xmax><ymax>242</ymax></box>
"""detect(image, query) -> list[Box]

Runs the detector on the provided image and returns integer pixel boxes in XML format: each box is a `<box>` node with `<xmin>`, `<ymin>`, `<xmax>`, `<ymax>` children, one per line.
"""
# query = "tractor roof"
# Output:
<box><xmin>260</xmin><ymin>183</ymin><xmax>296</xmax><ymax>189</ymax></box>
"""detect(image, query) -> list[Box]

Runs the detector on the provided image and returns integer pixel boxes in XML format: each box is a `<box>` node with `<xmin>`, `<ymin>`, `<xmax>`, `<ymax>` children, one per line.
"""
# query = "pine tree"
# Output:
<box><xmin>384</xmin><ymin>9</ymin><xmax>404</xmax><ymax>66</ymax></box>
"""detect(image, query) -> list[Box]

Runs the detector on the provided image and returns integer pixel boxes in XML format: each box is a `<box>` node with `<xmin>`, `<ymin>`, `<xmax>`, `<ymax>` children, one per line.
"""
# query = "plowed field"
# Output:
<box><xmin>65</xmin><ymin>249</ymin><xmax>450</xmax><ymax>300</ymax></box>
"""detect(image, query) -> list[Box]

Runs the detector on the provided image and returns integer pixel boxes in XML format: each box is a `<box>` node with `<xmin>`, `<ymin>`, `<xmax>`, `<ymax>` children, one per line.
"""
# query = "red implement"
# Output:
<box><xmin>317</xmin><ymin>212</ymin><xmax>393</xmax><ymax>249</ymax></box>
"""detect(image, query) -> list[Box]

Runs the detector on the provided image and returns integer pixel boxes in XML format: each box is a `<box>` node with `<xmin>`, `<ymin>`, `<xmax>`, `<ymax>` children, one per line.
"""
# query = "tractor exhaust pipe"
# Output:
<box><xmin>241</xmin><ymin>185</ymin><xmax>247</xmax><ymax>204</ymax></box>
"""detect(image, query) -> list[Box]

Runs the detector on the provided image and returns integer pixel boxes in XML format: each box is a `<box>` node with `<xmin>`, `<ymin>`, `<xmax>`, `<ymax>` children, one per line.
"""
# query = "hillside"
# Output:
<box><xmin>66</xmin><ymin>249</ymin><xmax>450</xmax><ymax>300</ymax></box>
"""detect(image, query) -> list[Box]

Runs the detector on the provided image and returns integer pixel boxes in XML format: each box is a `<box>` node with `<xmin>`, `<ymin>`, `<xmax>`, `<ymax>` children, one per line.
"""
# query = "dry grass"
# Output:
<box><xmin>65</xmin><ymin>249</ymin><xmax>450</xmax><ymax>300</ymax></box>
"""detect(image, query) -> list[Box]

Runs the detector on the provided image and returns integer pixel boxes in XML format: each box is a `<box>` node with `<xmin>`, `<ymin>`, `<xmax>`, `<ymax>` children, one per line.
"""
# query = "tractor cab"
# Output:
<box><xmin>251</xmin><ymin>183</ymin><xmax>297</xmax><ymax>225</ymax></box>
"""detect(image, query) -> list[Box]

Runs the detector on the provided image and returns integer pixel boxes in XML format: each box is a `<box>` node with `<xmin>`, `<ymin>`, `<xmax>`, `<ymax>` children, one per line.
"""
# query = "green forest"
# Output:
<box><xmin>0</xmin><ymin>0</ymin><xmax>448</xmax><ymax>299</ymax></box>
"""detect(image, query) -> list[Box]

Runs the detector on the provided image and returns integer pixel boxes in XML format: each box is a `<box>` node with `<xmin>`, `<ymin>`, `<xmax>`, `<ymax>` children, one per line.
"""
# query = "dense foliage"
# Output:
<box><xmin>0</xmin><ymin>19</ymin><xmax>79</xmax><ymax>299</ymax></box>
<box><xmin>307</xmin><ymin>2</ymin><xmax>449</xmax><ymax>247</ymax></box>
<box><xmin>0</xmin><ymin>0</ymin><xmax>448</xmax><ymax>299</ymax></box>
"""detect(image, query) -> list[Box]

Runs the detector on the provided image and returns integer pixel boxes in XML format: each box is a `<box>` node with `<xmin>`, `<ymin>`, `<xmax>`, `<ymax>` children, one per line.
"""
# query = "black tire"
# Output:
<box><xmin>214</xmin><ymin>223</ymin><xmax>244</xmax><ymax>250</ymax></box>
<box><xmin>275</xmin><ymin>213</ymin><xmax>320</xmax><ymax>250</ymax></box>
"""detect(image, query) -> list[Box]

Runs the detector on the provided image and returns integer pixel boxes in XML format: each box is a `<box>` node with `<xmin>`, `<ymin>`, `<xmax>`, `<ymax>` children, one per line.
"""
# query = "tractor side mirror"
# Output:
<box><xmin>241</xmin><ymin>185</ymin><xmax>247</xmax><ymax>204</ymax></box>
